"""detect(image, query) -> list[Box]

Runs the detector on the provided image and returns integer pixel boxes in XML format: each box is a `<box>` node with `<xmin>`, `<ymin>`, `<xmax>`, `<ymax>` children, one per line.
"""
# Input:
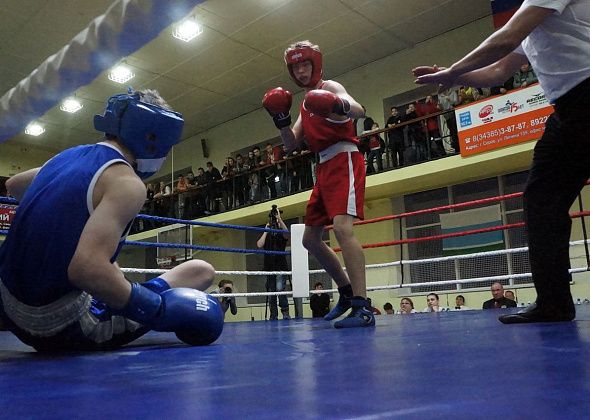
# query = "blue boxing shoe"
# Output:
<box><xmin>323</xmin><ymin>284</ymin><xmax>354</xmax><ymax>321</ymax></box>
<box><xmin>324</xmin><ymin>294</ymin><xmax>352</xmax><ymax>321</ymax></box>
<box><xmin>333</xmin><ymin>297</ymin><xmax>375</xmax><ymax>329</ymax></box>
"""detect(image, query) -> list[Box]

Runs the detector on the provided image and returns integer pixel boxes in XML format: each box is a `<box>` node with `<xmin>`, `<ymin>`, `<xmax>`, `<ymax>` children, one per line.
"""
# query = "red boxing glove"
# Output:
<box><xmin>304</xmin><ymin>90</ymin><xmax>351</xmax><ymax>117</ymax></box>
<box><xmin>262</xmin><ymin>87</ymin><xmax>293</xmax><ymax>129</ymax></box>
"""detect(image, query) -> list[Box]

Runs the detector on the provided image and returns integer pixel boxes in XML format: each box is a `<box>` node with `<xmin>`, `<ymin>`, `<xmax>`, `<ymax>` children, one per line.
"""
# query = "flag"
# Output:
<box><xmin>491</xmin><ymin>0</ymin><xmax>524</xmax><ymax>29</ymax></box>
<box><xmin>440</xmin><ymin>205</ymin><xmax>504</xmax><ymax>256</ymax></box>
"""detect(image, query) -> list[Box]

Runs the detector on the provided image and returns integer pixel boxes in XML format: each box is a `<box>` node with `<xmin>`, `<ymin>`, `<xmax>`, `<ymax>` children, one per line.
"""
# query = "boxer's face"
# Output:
<box><xmin>292</xmin><ymin>61</ymin><xmax>313</xmax><ymax>85</ymax></box>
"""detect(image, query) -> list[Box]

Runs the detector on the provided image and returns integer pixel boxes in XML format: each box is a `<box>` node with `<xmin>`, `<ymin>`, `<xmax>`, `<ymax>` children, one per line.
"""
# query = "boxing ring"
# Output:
<box><xmin>1</xmin><ymin>2</ymin><xmax>590</xmax><ymax>415</ymax></box>
<box><xmin>3</xmin><ymin>185</ymin><xmax>590</xmax><ymax>418</ymax></box>
<box><xmin>2</xmin><ymin>309</ymin><xmax>590</xmax><ymax>418</ymax></box>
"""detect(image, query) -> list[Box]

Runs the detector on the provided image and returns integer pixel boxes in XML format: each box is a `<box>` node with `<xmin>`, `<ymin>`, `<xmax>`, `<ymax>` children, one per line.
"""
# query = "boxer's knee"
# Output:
<box><xmin>186</xmin><ymin>259</ymin><xmax>215</xmax><ymax>290</ymax></box>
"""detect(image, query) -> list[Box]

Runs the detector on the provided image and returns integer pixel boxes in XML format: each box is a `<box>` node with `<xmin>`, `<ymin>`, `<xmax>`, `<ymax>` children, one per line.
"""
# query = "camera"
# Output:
<box><xmin>269</xmin><ymin>204</ymin><xmax>279</xmax><ymax>220</ymax></box>
<box><xmin>223</xmin><ymin>286</ymin><xmax>233</xmax><ymax>293</ymax></box>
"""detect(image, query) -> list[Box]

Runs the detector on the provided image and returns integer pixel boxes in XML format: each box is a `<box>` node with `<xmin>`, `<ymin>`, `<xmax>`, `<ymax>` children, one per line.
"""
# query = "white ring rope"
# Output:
<box><xmin>122</xmin><ymin>239</ymin><xmax>590</xmax><ymax>275</ymax></box>
<box><xmin>120</xmin><ymin>238</ymin><xmax>590</xmax><ymax>298</ymax></box>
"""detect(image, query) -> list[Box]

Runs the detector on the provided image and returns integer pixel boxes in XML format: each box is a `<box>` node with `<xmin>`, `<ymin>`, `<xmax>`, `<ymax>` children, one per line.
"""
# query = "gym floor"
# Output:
<box><xmin>1</xmin><ymin>306</ymin><xmax>590</xmax><ymax>419</ymax></box>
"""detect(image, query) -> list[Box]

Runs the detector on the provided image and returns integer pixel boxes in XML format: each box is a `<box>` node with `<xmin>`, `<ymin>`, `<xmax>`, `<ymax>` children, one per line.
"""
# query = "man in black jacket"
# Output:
<box><xmin>483</xmin><ymin>282</ymin><xmax>517</xmax><ymax>309</ymax></box>
<box><xmin>310</xmin><ymin>281</ymin><xmax>330</xmax><ymax>318</ymax></box>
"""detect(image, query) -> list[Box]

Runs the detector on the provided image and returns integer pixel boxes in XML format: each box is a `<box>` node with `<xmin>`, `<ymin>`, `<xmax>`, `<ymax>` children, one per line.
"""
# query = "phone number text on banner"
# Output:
<box><xmin>455</xmin><ymin>84</ymin><xmax>553</xmax><ymax>157</ymax></box>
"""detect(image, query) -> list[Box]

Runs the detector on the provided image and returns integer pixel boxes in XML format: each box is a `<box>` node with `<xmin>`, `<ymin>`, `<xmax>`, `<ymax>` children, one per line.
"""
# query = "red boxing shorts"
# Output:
<box><xmin>305</xmin><ymin>149</ymin><xmax>365</xmax><ymax>226</ymax></box>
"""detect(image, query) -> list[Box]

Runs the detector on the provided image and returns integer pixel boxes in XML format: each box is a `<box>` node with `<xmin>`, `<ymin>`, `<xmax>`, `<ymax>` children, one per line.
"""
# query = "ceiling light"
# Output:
<box><xmin>60</xmin><ymin>98</ymin><xmax>83</xmax><ymax>113</ymax></box>
<box><xmin>108</xmin><ymin>65</ymin><xmax>135</xmax><ymax>84</ymax></box>
<box><xmin>24</xmin><ymin>123</ymin><xmax>45</xmax><ymax>136</ymax></box>
<box><xmin>173</xmin><ymin>19</ymin><xmax>203</xmax><ymax>42</ymax></box>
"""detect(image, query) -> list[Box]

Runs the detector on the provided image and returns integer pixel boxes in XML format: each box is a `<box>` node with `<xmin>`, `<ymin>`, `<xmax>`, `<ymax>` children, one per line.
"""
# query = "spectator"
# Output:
<box><xmin>490</xmin><ymin>76</ymin><xmax>514</xmax><ymax>96</ymax></box>
<box><xmin>399</xmin><ymin>297</ymin><xmax>417</xmax><ymax>314</ymax></box>
<box><xmin>310</xmin><ymin>281</ymin><xmax>330</xmax><ymax>318</ymax></box>
<box><xmin>233</xmin><ymin>154</ymin><xmax>248</xmax><ymax>207</ymax></box>
<box><xmin>513</xmin><ymin>63</ymin><xmax>538</xmax><ymax>89</ymax></box>
<box><xmin>383</xmin><ymin>302</ymin><xmax>395</xmax><ymax>315</ymax></box>
<box><xmin>261</xmin><ymin>143</ymin><xmax>278</xmax><ymax>198</ymax></box>
<box><xmin>505</xmin><ymin>290</ymin><xmax>517</xmax><ymax>303</ymax></box>
<box><xmin>213</xmin><ymin>279</ymin><xmax>238</xmax><ymax>318</ymax></box>
<box><xmin>417</xmin><ymin>95</ymin><xmax>444</xmax><ymax>158</ymax></box>
<box><xmin>153</xmin><ymin>181</ymin><xmax>170</xmax><ymax>198</ymax></box>
<box><xmin>454</xmin><ymin>295</ymin><xmax>470</xmax><ymax>310</ymax></box>
<box><xmin>205</xmin><ymin>161</ymin><xmax>222</xmax><ymax>213</ymax></box>
<box><xmin>221</xmin><ymin>156</ymin><xmax>236</xmax><ymax>211</ymax></box>
<box><xmin>176</xmin><ymin>174</ymin><xmax>188</xmax><ymax>192</ymax></box>
<box><xmin>423</xmin><ymin>293</ymin><xmax>446</xmax><ymax>312</ymax></box>
<box><xmin>367</xmin><ymin>298</ymin><xmax>381</xmax><ymax>315</ymax></box>
<box><xmin>482</xmin><ymin>282</ymin><xmax>517</xmax><ymax>309</ymax></box>
<box><xmin>385</xmin><ymin>107</ymin><xmax>405</xmax><ymax>168</ymax></box>
<box><xmin>405</xmin><ymin>103</ymin><xmax>424</xmax><ymax>162</ymax></box>
<box><xmin>437</xmin><ymin>87</ymin><xmax>461</xmax><ymax>154</ymax></box>
<box><xmin>146</xmin><ymin>183</ymin><xmax>155</xmax><ymax>201</ymax></box>
<box><xmin>256</xmin><ymin>205</ymin><xmax>290</xmax><ymax>320</ymax></box>
<box><xmin>193</xmin><ymin>167</ymin><xmax>208</xmax><ymax>215</ymax></box>
<box><xmin>175</xmin><ymin>174</ymin><xmax>188</xmax><ymax>218</ymax></box>
<box><xmin>359</xmin><ymin>117</ymin><xmax>375</xmax><ymax>158</ymax></box>
<box><xmin>185</xmin><ymin>170</ymin><xmax>195</xmax><ymax>186</ymax></box>
<box><xmin>364</xmin><ymin>122</ymin><xmax>384</xmax><ymax>173</ymax></box>
<box><xmin>248</xmin><ymin>147</ymin><xmax>262</xmax><ymax>203</ymax></box>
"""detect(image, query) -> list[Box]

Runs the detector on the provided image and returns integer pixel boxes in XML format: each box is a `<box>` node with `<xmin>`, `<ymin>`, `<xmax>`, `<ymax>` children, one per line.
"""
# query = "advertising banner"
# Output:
<box><xmin>0</xmin><ymin>204</ymin><xmax>16</xmax><ymax>230</ymax></box>
<box><xmin>455</xmin><ymin>84</ymin><xmax>553</xmax><ymax>157</ymax></box>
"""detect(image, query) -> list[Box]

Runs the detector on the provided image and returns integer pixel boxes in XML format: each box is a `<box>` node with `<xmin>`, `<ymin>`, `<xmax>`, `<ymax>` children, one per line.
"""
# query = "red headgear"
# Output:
<box><xmin>284</xmin><ymin>44</ymin><xmax>323</xmax><ymax>88</ymax></box>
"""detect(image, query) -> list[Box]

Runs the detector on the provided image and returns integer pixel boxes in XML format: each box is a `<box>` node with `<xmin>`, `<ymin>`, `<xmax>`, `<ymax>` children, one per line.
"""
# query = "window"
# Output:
<box><xmin>402</xmin><ymin>171</ymin><xmax>530</xmax><ymax>293</ymax></box>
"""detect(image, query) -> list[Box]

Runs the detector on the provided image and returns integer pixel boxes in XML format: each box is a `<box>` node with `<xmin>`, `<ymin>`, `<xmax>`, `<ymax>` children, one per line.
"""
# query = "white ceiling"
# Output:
<box><xmin>0</xmin><ymin>0</ymin><xmax>492</xmax><ymax>154</ymax></box>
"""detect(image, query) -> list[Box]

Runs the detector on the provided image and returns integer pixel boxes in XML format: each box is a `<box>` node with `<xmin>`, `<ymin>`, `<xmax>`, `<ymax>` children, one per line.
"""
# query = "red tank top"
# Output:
<box><xmin>300</xmin><ymin>87</ymin><xmax>359</xmax><ymax>153</ymax></box>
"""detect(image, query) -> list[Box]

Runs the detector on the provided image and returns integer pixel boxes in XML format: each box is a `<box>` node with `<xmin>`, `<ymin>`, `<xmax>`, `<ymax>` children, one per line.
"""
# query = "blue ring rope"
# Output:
<box><xmin>0</xmin><ymin>231</ymin><xmax>290</xmax><ymax>255</ymax></box>
<box><xmin>126</xmin><ymin>240</ymin><xmax>289</xmax><ymax>255</ymax></box>
<box><xmin>0</xmin><ymin>196</ymin><xmax>288</xmax><ymax>234</ymax></box>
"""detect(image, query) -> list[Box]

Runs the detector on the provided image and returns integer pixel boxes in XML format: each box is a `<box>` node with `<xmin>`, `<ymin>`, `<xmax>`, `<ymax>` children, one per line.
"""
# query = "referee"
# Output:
<box><xmin>412</xmin><ymin>0</ymin><xmax>590</xmax><ymax>324</ymax></box>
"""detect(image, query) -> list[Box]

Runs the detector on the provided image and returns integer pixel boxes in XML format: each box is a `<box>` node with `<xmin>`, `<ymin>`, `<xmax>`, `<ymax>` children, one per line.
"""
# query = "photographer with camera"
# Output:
<box><xmin>213</xmin><ymin>279</ymin><xmax>237</xmax><ymax>318</ymax></box>
<box><xmin>257</xmin><ymin>205</ymin><xmax>291</xmax><ymax>320</ymax></box>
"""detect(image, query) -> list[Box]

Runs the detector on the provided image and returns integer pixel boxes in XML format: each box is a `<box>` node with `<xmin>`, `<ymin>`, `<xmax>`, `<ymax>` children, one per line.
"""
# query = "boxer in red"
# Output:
<box><xmin>262</xmin><ymin>40</ymin><xmax>374</xmax><ymax>328</ymax></box>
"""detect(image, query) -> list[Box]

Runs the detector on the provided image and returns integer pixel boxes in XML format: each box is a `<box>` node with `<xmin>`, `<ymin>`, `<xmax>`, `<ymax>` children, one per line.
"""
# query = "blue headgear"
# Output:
<box><xmin>94</xmin><ymin>91</ymin><xmax>184</xmax><ymax>179</ymax></box>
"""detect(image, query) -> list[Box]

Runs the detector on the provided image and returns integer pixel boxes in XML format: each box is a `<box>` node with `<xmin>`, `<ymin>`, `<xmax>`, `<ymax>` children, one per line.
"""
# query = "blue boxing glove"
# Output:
<box><xmin>120</xmin><ymin>283</ymin><xmax>224</xmax><ymax>346</ymax></box>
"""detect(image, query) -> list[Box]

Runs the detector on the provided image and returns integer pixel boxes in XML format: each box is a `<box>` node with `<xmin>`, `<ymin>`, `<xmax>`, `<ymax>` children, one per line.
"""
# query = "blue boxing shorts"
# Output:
<box><xmin>0</xmin><ymin>277</ymin><xmax>170</xmax><ymax>352</ymax></box>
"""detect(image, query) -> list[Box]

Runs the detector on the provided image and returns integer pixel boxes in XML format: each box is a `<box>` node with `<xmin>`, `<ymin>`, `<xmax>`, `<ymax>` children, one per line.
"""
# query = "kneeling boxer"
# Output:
<box><xmin>0</xmin><ymin>90</ymin><xmax>223</xmax><ymax>351</ymax></box>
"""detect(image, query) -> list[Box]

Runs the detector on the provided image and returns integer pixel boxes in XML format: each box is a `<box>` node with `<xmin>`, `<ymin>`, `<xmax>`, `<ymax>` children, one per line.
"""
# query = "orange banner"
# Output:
<box><xmin>456</xmin><ymin>84</ymin><xmax>554</xmax><ymax>157</ymax></box>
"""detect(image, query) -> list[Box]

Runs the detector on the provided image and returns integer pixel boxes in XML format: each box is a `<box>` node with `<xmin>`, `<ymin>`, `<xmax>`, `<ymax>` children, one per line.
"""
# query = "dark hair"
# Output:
<box><xmin>456</xmin><ymin>295</ymin><xmax>465</xmax><ymax>301</ymax></box>
<box><xmin>383</xmin><ymin>302</ymin><xmax>393</xmax><ymax>311</ymax></box>
<box><xmin>314</xmin><ymin>281</ymin><xmax>323</xmax><ymax>288</ymax></box>
<box><xmin>401</xmin><ymin>297</ymin><xmax>414</xmax><ymax>308</ymax></box>
<box><xmin>207</xmin><ymin>161</ymin><xmax>213</xmax><ymax>166</ymax></box>
<box><xmin>218</xmin><ymin>279</ymin><xmax>233</xmax><ymax>287</ymax></box>
<box><xmin>363</xmin><ymin>117</ymin><xmax>375</xmax><ymax>131</ymax></box>
<box><xmin>427</xmin><ymin>293</ymin><xmax>439</xmax><ymax>300</ymax></box>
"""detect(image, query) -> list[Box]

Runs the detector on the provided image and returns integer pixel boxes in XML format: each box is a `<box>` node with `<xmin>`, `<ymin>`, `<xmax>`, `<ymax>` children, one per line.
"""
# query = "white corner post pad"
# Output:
<box><xmin>290</xmin><ymin>224</ymin><xmax>310</xmax><ymax>298</ymax></box>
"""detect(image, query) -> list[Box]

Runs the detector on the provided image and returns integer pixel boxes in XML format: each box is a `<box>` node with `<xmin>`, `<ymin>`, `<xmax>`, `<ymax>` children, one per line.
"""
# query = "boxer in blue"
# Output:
<box><xmin>0</xmin><ymin>89</ymin><xmax>223</xmax><ymax>351</ymax></box>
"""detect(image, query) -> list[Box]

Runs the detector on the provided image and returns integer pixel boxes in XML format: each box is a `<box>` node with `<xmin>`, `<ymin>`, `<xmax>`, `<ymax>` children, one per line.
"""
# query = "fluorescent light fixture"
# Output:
<box><xmin>173</xmin><ymin>19</ymin><xmax>203</xmax><ymax>42</ymax></box>
<box><xmin>108</xmin><ymin>65</ymin><xmax>135</xmax><ymax>84</ymax></box>
<box><xmin>25</xmin><ymin>123</ymin><xmax>45</xmax><ymax>136</ymax></box>
<box><xmin>60</xmin><ymin>98</ymin><xmax>83</xmax><ymax>113</ymax></box>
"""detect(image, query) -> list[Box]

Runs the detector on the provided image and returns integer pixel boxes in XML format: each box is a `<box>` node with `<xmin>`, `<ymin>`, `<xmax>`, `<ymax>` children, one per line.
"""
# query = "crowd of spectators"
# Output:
<box><xmin>139</xmin><ymin>143</ymin><xmax>316</xmax><ymax>224</ymax></box>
